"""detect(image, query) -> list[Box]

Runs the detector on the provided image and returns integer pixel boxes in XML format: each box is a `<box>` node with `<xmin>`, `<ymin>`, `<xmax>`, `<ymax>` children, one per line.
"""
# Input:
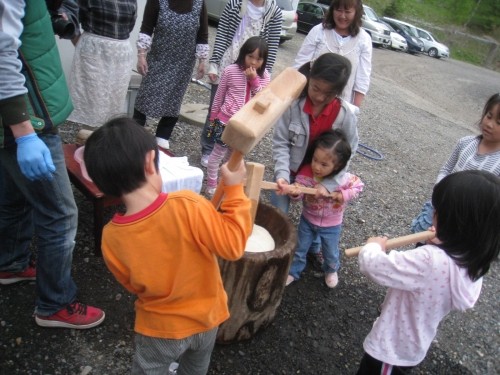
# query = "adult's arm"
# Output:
<box><xmin>0</xmin><ymin>0</ymin><xmax>56</xmax><ymax>180</ymax></box>
<box><xmin>292</xmin><ymin>25</ymin><xmax>323</xmax><ymax>69</ymax></box>
<box><xmin>263</xmin><ymin>2</ymin><xmax>282</xmax><ymax>73</ymax></box>
<box><xmin>352</xmin><ymin>30</ymin><xmax>372</xmax><ymax>107</ymax></box>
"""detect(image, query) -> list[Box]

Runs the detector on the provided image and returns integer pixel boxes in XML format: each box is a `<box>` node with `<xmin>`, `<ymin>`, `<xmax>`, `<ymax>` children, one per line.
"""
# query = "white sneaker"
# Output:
<box><xmin>200</xmin><ymin>154</ymin><xmax>209</xmax><ymax>167</ymax></box>
<box><xmin>168</xmin><ymin>362</ymin><xmax>179</xmax><ymax>374</ymax></box>
<box><xmin>325</xmin><ymin>272</ymin><xmax>338</xmax><ymax>288</ymax></box>
<box><xmin>156</xmin><ymin>137</ymin><xmax>170</xmax><ymax>150</ymax></box>
<box><xmin>285</xmin><ymin>275</ymin><xmax>295</xmax><ymax>286</ymax></box>
<box><xmin>205</xmin><ymin>186</ymin><xmax>216</xmax><ymax>196</ymax></box>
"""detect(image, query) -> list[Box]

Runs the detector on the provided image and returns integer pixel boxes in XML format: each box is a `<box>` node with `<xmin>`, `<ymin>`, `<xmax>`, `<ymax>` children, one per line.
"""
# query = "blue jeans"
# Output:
<box><xmin>270</xmin><ymin>189</ymin><xmax>320</xmax><ymax>253</ymax></box>
<box><xmin>0</xmin><ymin>133</ymin><xmax>78</xmax><ymax>315</ymax></box>
<box><xmin>289</xmin><ymin>215</ymin><xmax>342</xmax><ymax>279</ymax></box>
<box><xmin>410</xmin><ymin>200</ymin><xmax>434</xmax><ymax>233</ymax></box>
<box><xmin>200</xmin><ymin>83</ymin><xmax>218</xmax><ymax>156</ymax></box>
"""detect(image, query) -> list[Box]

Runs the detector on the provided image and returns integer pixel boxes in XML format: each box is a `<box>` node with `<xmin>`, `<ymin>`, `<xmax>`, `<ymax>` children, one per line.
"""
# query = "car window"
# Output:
<box><xmin>418</xmin><ymin>30</ymin><xmax>431</xmax><ymax>40</ymax></box>
<box><xmin>297</xmin><ymin>3</ymin><xmax>305</xmax><ymax>11</ymax></box>
<box><xmin>276</xmin><ymin>0</ymin><xmax>293</xmax><ymax>11</ymax></box>
<box><xmin>363</xmin><ymin>6</ymin><xmax>379</xmax><ymax>21</ymax></box>
<box><xmin>312</xmin><ymin>5</ymin><xmax>324</xmax><ymax>16</ymax></box>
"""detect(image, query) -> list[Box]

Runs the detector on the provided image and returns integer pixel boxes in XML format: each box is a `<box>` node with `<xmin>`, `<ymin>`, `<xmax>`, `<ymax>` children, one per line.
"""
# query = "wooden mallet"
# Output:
<box><xmin>344</xmin><ymin>230</ymin><xmax>436</xmax><ymax>257</ymax></box>
<box><xmin>211</xmin><ymin>67</ymin><xmax>307</xmax><ymax>209</ymax></box>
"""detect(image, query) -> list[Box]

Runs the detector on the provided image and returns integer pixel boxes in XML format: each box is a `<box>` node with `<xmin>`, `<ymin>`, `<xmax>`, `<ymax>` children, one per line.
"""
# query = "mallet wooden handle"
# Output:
<box><xmin>211</xmin><ymin>151</ymin><xmax>243</xmax><ymax>209</ymax></box>
<box><xmin>259</xmin><ymin>181</ymin><xmax>317</xmax><ymax>195</ymax></box>
<box><xmin>345</xmin><ymin>230</ymin><xmax>435</xmax><ymax>258</ymax></box>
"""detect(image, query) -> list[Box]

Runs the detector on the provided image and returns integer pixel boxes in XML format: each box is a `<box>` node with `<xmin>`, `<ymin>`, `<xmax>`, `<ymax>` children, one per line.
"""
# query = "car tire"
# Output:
<box><xmin>428</xmin><ymin>48</ymin><xmax>438</xmax><ymax>58</ymax></box>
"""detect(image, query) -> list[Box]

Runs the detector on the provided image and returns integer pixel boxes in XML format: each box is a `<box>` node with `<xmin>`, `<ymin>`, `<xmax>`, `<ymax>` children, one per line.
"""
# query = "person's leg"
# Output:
<box><xmin>321</xmin><ymin>224</ymin><xmax>342</xmax><ymax>275</ymax></box>
<box><xmin>133</xmin><ymin>108</ymin><xmax>147</xmax><ymax>126</ymax></box>
<box><xmin>410</xmin><ymin>200</ymin><xmax>433</xmax><ymax>233</ymax></box>
<box><xmin>200</xmin><ymin>84</ymin><xmax>218</xmax><ymax>158</ymax></box>
<box><xmin>132</xmin><ymin>334</ymin><xmax>183</xmax><ymax>375</ymax></box>
<box><xmin>177</xmin><ymin>327</ymin><xmax>218</xmax><ymax>375</ymax></box>
<box><xmin>0</xmin><ymin>146</ymin><xmax>34</xmax><ymax>277</ymax></box>
<box><xmin>357</xmin><ymin>352</ymin><xmax>414</xmax><ymax>375</ymax></box>
<box><xmin>320</xmin><ymin>224</ymin><xmax>342</xmax><ymax>288</ymax></box>
<box><xmin>289</xmin><ymin>215</ymin><xmax>315</xmax><ymax>280</ymax></box>
<box><xmin>156</xmin><ymin>116</ymin><xmax>178</xmax><ymax>141</ymax></box>
<box><xmin>29</xmin><ymin>134</ymin><xmax>79</xmax><ymax>315</ymax></box>
<box><xmin>205</xmin><ymin>143</ymin><xmax>227</xmax><ymax>193</ymax></box>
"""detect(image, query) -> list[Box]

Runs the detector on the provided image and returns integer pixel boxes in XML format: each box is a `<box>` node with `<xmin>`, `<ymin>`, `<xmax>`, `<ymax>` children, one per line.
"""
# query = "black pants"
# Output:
<box><xmin>133</xmin><ymin>109</ymin><xmax>177</xmax><ymax>140</ymax></box>
<box><xmin>356</xmin><ymin>353</ymin><xmax>414</xmax><ymax>375</ymax></box>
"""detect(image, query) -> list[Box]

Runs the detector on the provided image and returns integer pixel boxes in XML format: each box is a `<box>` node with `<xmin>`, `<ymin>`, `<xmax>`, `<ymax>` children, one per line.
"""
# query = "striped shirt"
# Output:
<box><xmin>209</xmin><ymin>0</ymin><xmax>282</xmax><ymax>73</ymax></box>
<box><xmin>79</xmin><ymin>0</ymin><xmax>137</xmax><ymax>40</ymax></box>
<box><xmin>436</xmin><ymin>135</ymin><xmax>500</xmax><ymax>183</ymax></box>
<box><xmin>210</xmin><ymin>63</ymin><xmax>270</xmax><ymax>123</ymax></box>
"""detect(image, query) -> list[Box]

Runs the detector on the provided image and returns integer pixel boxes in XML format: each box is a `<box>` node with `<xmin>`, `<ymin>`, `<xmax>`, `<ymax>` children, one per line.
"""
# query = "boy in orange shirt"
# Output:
<box><xmin>83</xmin><ymin>117</ymin><xmax>252</xmax><ymax>375</ymax></box>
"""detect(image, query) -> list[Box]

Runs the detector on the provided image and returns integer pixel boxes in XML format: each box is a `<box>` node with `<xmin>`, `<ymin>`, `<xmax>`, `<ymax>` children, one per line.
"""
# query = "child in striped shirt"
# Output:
<box><xmin>204</xmin><ymin>36</ymin><xmax>271</xmax><ymax>196</ymax></box>
<box><xmin>411</xmin><ymin>93</ymin><xmax>500</xmax><ymax>233</ymax></box>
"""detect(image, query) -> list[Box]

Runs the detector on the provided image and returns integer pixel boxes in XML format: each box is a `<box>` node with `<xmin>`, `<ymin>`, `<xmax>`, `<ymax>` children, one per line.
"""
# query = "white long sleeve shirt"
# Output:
<box><xmin>293</xmin><ymin>25</ymin><xmax>372</xmax><ymax>104</ymax></box>
<box><xmin>359</xmin><ymin>242</ymin><xmax>482</xmax><ymax>367</ymax></box>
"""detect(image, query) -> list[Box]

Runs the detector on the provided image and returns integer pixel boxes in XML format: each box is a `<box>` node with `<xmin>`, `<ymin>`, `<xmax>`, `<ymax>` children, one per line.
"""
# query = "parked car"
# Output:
<box><xmin>416</xmin><ymin>27</ymin><xmax>449</xmax><ymax>58</ymax></box>
<box><xmin>206</xmin><ymin>0</ymin><xmax>297</xmax><ymax>44</ymax></box>
<box><xmin>381</xmin><ymin>17</ymin><xmax>424</xmax><ymax>54</ymax></box>
<box><xmin>361</xmin><ymin>5</ymin><xmax>391</xmax><ymax>47</ymax></box>
<box><xmin>382</xmin><ymin>21</ymin><xmax>407</xmax><ymax>52</ymax></box>
<box><xmin>296</xmin><ymin>0</ymin><xmax>329</xmax><ymax>34</ymax></box>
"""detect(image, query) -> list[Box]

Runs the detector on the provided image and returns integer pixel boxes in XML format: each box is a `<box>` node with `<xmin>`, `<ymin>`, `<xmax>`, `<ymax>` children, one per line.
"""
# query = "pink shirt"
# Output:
<box><xmin>210</xmin><ymin>63</ymin><xmax>270</xmax><ymax>123</ymax></box>
<box><xmin>293</xmin><ymin>165</ymin><xmax>363</xmax><ymax>227</ymax></box>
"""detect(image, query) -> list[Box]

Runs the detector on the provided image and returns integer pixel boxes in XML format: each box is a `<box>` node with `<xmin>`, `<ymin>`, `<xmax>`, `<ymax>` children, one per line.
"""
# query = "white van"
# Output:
<box><xmin>361</xmin><ymin>5</ymin><xmax>391</xmax><ymax>47</ymax></box>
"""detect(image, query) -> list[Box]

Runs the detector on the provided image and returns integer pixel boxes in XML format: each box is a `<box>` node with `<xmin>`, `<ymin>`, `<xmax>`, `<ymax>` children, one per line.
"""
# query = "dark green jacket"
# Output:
<box><xmin>0</xmin><ymin>0</ymin><xmax>73</xmax><ymax>146</ymax></box>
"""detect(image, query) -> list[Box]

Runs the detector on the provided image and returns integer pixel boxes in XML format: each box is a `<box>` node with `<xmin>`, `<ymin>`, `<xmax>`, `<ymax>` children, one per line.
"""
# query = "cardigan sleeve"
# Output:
<box><xmin>353</xmin><ymin>30</ymin><xmax>372</xmax><ymax>95</ymax></box>
<box><xmin>139</xmin><ymin>0</ymin><xmax>158</xmax><ymax>36</ymax></box>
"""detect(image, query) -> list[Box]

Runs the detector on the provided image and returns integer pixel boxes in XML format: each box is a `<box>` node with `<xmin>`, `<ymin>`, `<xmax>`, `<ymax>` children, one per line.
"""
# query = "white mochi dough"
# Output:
<box><xmin>244</xmin><ymin>224</ymin><xmax>275</xmax><ymax>253</ymax></box>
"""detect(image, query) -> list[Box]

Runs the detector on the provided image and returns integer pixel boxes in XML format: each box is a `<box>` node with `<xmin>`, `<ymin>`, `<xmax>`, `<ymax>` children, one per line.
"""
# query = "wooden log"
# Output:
<box><xmin>217</xmin><ymin>202</ymin><xmax>297</xmax><ymax>344</ymax></box>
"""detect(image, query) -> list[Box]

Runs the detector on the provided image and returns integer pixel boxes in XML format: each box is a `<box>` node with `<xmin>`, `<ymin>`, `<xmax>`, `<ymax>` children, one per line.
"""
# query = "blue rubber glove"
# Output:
<box><xmin>16</xmin><ymin>133</ymin><xmax>56</xmax><ymax>181</ymax></box>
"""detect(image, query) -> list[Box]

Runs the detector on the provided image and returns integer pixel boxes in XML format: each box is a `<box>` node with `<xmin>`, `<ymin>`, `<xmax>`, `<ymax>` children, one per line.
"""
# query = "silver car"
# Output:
<box><xmin>206</xmin><ymin>0</ymin><xmax>297</xmax><ymax>44</ymax></box>
<box><xmin>416</xmin><ymin>27</ymin><xmax>450</xmax><ymax>59</ymax></box>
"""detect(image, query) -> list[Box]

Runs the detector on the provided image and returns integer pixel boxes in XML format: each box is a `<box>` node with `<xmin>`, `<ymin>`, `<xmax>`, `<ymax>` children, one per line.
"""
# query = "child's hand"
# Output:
<box><xmin>196</xmin><ymin>59</ymin><xmax>205</xmax><ymax>80</ymax></box>
<box><xmin>331</xmin><ymin>191</ymin><xmax>344</xmax><ymax>203</ymax></box>
<box><xmin>314</xmin><ymin>184</ymin><xmax>330</xmax><ymax>198</ymax></box>
<box><xmin>220</xmin><ymin>160</ymin><xmax>246</xmax><ymax>186</ymax></box>
<box><xmin>245</xmin><ymin>67</ymin><xmax>257</xmax><ymax>80</ymax></box>
<box><xmin>286</xmin><ymin>183</ymin><xmax>302</xmax><ymax>198</ymax></box>
<box><xmin>208</xmin><ymin>73</ymin><xmax>218</xmax><ymax>83</ymax></box>
<box><xmin>366</xmin><ymin>236</ymin><xmax>388</xmax><ymax>252</ymax></box>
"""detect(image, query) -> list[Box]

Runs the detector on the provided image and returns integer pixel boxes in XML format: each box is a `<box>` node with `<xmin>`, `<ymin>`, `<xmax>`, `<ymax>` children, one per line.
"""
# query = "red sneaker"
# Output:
<box><xmin>0</xmin><ymin>266</ymin><xmax>36</xmax><ymax>285</ymax></box>
<box><xmin>35</xmin><ymin>301</ymin><xmax>105</xmax><ymax>329</ymax></box>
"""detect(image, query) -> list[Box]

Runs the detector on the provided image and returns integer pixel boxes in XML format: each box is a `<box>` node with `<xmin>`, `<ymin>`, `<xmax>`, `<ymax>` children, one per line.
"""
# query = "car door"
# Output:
<box><xmin>297</xmin><ymin>3</ymin><xmax>324</xmax><ymax>33</ymax></box>
<box><xmin>417</xmin><ymin>29</ymin><xmax>432</xmax><ymax>52</ymax></box>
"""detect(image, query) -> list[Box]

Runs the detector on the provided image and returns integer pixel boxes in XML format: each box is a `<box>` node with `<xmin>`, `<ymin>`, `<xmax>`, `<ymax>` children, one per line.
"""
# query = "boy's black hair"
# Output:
<box><xmin>302</xmin><ymin>129</ymin><xmax>352</xmax><ymax>178</ymax></box>
<box><xmin>432</xmin><ymin>170</ymin><xmax>500</xmax><ymax>281</ymax></box>
<box><xmin>323</xmin><ymin>0</ymin><xmax>363</xmax><ymax>37</ymax></box>
<box><xmin>234</xmin><ymin>36</ymin><xmax>269</xmax><ymax>77</ymax></box>
<box><xmin>298</xmin><ymin>53</ymin><xmax>352</xmax><ymax>98</ymax></box>
<box><xmin>83</xmin><ymin>117</ymin><xmax>159</xmax><ymax>197</ymax></box>
<box><xmin>478</xmin><ymin>93</ymin><xmax>500</xmax><ymax>129</ymax></box>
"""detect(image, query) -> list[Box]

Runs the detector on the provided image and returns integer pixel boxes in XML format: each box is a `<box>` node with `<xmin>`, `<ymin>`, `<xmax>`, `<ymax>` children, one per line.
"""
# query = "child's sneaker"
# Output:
<box><xmin>205</xmin><ymin>186</ymin><xmax>216</xmax><ymax>197</ymax></box>
<box><xmin>285</xmin><ymin>275</ymin><xmax>295</xmax><ymax>286</ymax></box>
<box><xmin>35</xmin><ymin>301</ymin><xmax>105</xmax><ymax>329</ymax></box>
<box><xmin>0</xmin><ymin>266</ymin><xmax>36</xmax><ymax>285</ymax></box>
<box><xmin>200</xmin><ymin>154</ymin><xmax>209</xmax><ymax>167</ymax></box>
<box><xmin>325</xmin><ymin>272</ymin><xmax>338</xmax><ymax>288</ymax></box>
<box><xmin>168</xmin><ymin>362</ymin><xmax>179</xmax><ymax>374</ymax></box>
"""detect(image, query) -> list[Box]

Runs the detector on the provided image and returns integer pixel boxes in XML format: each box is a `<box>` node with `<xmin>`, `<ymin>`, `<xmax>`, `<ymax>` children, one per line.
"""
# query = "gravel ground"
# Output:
<box><xmin>1</xmin><ymin>28</ymin><xmax>499</xmax><ymax>375</ymax></box>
